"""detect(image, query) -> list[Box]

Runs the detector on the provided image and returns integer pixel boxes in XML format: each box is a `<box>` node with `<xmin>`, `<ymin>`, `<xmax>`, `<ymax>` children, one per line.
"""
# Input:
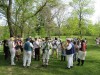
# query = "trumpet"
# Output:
<box><xmin>63</xmin><ymin>41</ymin><xmax>68</xmax><ymax>49</ymax></box>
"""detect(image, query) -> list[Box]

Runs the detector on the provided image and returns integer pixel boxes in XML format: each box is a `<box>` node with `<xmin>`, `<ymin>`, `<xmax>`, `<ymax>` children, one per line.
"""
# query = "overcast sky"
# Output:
<box><xmin>0</xmin><ymin>0</ymin><xmax>100</xmax><ymax>25</ymax></box>
<box><xmin>91</xmin><ymin>0</ymin><xmax>100</xmax><ymax>23</ymax></box>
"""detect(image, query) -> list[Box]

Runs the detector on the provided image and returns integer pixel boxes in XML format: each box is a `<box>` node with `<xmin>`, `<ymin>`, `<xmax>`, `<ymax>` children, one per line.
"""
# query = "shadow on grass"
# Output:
<box><xmin>0</xmin><ymin>52</ymin><xmax>11</xmax><ymax>67</ymax></box>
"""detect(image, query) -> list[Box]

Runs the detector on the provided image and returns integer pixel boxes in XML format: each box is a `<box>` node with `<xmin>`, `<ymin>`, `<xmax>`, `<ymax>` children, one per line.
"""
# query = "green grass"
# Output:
<box><xmin>0</xmin><ymin>36</ymin><xmax>100</xmax><ymax>75</ymax></box>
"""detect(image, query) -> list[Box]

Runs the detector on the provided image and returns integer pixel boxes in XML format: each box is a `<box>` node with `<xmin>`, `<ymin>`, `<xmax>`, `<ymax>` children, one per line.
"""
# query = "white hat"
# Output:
<box><xmin>66</xmin><ymin>38</ymin><xmax>72</xmax><ymax>41</ymax></box>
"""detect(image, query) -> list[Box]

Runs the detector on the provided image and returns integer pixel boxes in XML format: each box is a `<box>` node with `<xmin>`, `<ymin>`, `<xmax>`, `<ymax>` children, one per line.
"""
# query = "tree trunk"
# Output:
<box><xmin>7</xmin><ymin>0</ymin><xmax>14</xmax><ymax>37</ymax></box>
<box><xmin>58</xmin><ymin>25</ymin><xmax>60</xmax><ymax>38</ymax></box>
<box><xmin>79</xmin><ymin>9</ymin><xmax>82</xmax><ymax>38</ymax></box>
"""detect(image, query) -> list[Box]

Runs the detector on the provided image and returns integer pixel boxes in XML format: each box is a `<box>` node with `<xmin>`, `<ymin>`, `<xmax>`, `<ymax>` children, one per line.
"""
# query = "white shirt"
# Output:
<box><xmin>52</xmin><ymin>40</ymin><xmax>59</xmax><ymax>48</ymax></box>
<box><xmin>8</xmin><ymin>40</ymin><xmax>15</xmax><ymax>49</ymax></box>
<box><xmin>33</xmin><ymin>40</ymin><xmax>40</xmax><ymax>48</ymax></box>
<box><xmin>66</xmin><ymin>43</ymin><xmax>72</xmax><ymax>50</ymax></box>
<box><xmin>29</xmin><ymin>41</ymin><xmax>34</xmax><ymax>48</ymax></box>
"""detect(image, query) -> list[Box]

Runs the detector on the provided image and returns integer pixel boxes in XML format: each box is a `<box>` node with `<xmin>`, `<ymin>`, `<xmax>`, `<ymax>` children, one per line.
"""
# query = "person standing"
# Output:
<box><xmin>15</xmin><ymin>38</ymin><xmax>22</xmax><ymax>61</ymax></box>
<box><xmin>8</xmin><ymin>37</ymin><xmax>16</xmax><ymax>65</ymax></box>
<box><xmin>33</xmin><ymin>38</ymin><xmax>40</xmax><ymax>61</ymax></box>
<box><xmin>3</xmin><ymin>40</ymin><xmax>10</xmax><ymax>60</ymax></box>
<box><xmin>52</xmin><ymin>37</ymin><xmax>59</xmax><ymax>58</ymax></box>
<box><xmin>77</xmin><ymin>40</ymin><xmax>87</xmax><ymax>66</ymax></box>
<box><xmin>42</xmin><ymin>37</ymin><xmax>52</xmax><ymax>67</ymax></box>
<box><xmin>61</xmin><ymin>41</ymin><xmax>66</xmax><ymax>61</ymax></box>
<box><xmin>23</xmin><ymin>38</ymin><xmax>33</xmax><ymax>67</ymax></box>
<box><xmin>65</xmin><ymin>38</ymin><xmax>74</xmax><ymax>69</ymax></box>
<box><xmin>73</xmin><ymin>41</ymin><xmax>79</xmax><ymax>62</ymax></box>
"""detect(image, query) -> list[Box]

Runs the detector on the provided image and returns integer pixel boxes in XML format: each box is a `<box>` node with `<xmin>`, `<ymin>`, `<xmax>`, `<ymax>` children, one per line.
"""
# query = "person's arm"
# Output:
<box><xmin>30</xmin><ymin>43</ymin><xmax>33</xmax><ymax>48</ymax></box>
<box><xmin>83</xmin><ymin>43</ymin><xmax>86</xmax><ymax>52</ymax></box>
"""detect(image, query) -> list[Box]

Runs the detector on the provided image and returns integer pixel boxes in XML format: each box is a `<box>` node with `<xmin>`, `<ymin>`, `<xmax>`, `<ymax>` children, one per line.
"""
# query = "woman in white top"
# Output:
<box><xmin>8</xmin><ymin>37</ymin><xmax>16</xmax><ymax>65</ymax></box>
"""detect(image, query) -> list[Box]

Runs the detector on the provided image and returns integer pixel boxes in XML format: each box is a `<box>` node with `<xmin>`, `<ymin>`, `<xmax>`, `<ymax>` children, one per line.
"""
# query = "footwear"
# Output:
<box><xmin>70</xmin><ymin>66</ymin><xmax>73</xmax><ymax>68</ymax></box>
<box><xmin>27</xmin><ymin>66</ymin><xmax>30</xmax><ymax>68</ymax></box>
<box><xmin>45</xmin><ymin>65</ymin><xmax>48</xmax><ymax>67</ymax></box>
<box><xmin>42</xmin><ymin>65</ymin><xmax>45</xmax><ymax>67</ymax></box>
<box><xmin>11</xmin><ymin>64</ymin><xmax>16</xmax><ymax>66</ymax></box>
<box><xmin>23</xmin><ymin>66</ymin><xmax>26</xmax><ymax>68</ymax></box>
<box><xmin>65</xmin><ymin>67</ymin><xmax>70</xmax><ymax>69</ymax></box>
<box><xmin>81</xmin><ymin>60</ymin><xmax>84</xmax><ymax>66</ymax></box>
<box><xmin>77</xmin><ymin>58</ymin><xmax>80</xmax><ymax>65</ymax></box>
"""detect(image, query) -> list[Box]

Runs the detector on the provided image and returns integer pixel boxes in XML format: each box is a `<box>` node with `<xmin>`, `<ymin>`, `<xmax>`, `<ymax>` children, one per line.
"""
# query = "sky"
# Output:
<box><xmin>0</xmin><ymin>0</ymin><xmax>100</xmax><ymax>25</ymax></box>
<box><xmin>91</xmin><ymin>0</ymin><xmax>100</xmax><ymax>23</ymax></box>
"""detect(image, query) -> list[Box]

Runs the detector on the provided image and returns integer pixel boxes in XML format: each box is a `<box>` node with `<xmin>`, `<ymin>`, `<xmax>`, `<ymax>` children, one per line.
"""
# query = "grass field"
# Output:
<box><xmin>0</xmin><ymin>36</ymin><xmax>100</xmax><ymax>75</ymax></box>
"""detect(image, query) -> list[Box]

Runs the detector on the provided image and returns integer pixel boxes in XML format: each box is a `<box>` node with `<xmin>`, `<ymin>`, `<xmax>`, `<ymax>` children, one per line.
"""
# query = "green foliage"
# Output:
<box><xmin>69</xmin><ymin>0</ymin><xmax>94</xmax><ymax>37</ymax></box>
<box><xmin>0</xmin><ymin>0</ymin><xmax>98</xmax><ymax>39</ymax></box>
<box><xmin>0</xmin><ymin>26</ymin><xmax>9</xmax><ymax>40</ymax></box>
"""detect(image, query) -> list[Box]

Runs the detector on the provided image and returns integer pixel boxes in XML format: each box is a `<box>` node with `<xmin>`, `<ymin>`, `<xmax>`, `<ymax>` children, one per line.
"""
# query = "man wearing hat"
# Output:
<box><xmin>65</xmin><ymin>38</ymin><xmax>74</xmax><ymax>69</ymax></box>
<box><xmin>23</xmin><ymin>38</ymin><xmax>33</xmax><ymax>67</ymax></box>
<box><xmin>42</xmin><ymin>37</ymin><xmax>52</xmax><ymax>67</ymax></box>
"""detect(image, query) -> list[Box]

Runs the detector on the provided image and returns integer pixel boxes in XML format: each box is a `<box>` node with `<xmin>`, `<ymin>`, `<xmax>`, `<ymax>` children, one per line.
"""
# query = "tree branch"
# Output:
<box><xmin>23</xmin><ymin>0</ymin><xmax>47</xmax><ymax>22</ymax></box>
<box><xmin>34</xmin><ymin>0</ymin><xmax>47</xmax><ymax>16</ymax></box>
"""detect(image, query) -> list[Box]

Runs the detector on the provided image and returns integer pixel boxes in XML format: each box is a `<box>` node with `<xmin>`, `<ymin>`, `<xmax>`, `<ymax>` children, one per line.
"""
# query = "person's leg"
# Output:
<box><xmin>10</xmin><ymin>49</ymin><xmax>16</xmax><ymax>65</ymax></box>
<box><xmin>56</xmin><ymin>49</ymin><xmax>58</xmax><ymax>58</ymax></box>
<box><xmin>81</xmin><ymin>60</ymin><xmax>84</xmax><ymax>66</ymax></box>
<box><xmin>5</xmin><ymin>52</ymin><xmax>7</xmax><ymax>60</ymax></box>
<box><xmin>45</xmin><ymin>59</ymin><xmax>49</xmax><ymax>66</ymax></box>
<box><xmin>42</xmin><ymin>52</ymin><xmax>46</xmax><ymax>66</ymax></box>
<box><xmin>64</xmin><ymin>56</ymin><xmax>66</xmax><ymax>61</ymax></box>
<box><xmin>23</xmin><ymin>50</ymin><xmax>27</xmax><ymax>67</ymax></box>
<box><xmin>32</xmin><ymin>50</ymin><xmax>35</xmax><ymax>59</ymax></box>
<box><xmin>66</xmin><ymin>55</ymin><xmax>71</xmax><ymax>69</ymax></box>
<box><xmin>61</xmin><ymin>55</ymin><xmax>63</xmax><ymax>61</ymax></box>
<box><xmin>52</xmin><ymin>48</ymin><xmax>54</xmax><ymax>57</ymax></box>
<box><xmin>42</xmin><ymin>59</ymin><xmax>45</xmax><ymax>66</ymax></box>
<box><xmin>27</xmin><ymin>51</ymin><xmax>32</xmax><ymax>67</ymax></box>
<box><xmin>35</xmin><ymin>48</ymin><xmax>37</xmax><ymax>60</ymax></box>
<box><xmin>70</xmin><ymin>54</ymin><xmax>73</xmax><ymax>67</ymax></box>
<box><xmin>81</xmin><ymin>51</ymin><xmax>86</xmax><ymax>66</ymax></box>
<box><xmin>77</xmin><ymin>58</ymin><xmax>80</xmax><ymax>66</ymax></box>
<box><xmin>46</xmin><ymin>50</ymin><xmax>50</xmax><ymax>66</ymax></box>
<box><xmin>38</xmin><ymin>48</ymin><xmax>40</xmax><ymax>61</ymax></box>
<box><xmin>73</xmin><ymin>53</ymin><xmax>76</xmax><ymax>62</ymax></box>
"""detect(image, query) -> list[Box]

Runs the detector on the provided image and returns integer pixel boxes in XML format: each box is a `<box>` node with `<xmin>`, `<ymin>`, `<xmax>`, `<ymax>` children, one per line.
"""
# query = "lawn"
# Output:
<box><xmin>0</xmin><ymin>36</ymin><xmax>100</xmax><ymax>75</ymax></box>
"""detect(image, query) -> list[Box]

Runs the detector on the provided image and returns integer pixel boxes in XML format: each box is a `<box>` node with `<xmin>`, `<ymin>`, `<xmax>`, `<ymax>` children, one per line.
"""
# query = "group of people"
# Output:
<box><xmin>3</xmin><ymin>36</ymin><xmax>87</xmax><ymax>69</ymax></box>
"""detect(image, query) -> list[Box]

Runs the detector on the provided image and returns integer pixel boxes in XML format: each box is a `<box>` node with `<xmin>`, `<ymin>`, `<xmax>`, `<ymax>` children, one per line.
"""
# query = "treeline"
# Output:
<box><xmin>0</xmin><ymin>0</ymin><xmax>100</xmax><ymax>39</ymax></box>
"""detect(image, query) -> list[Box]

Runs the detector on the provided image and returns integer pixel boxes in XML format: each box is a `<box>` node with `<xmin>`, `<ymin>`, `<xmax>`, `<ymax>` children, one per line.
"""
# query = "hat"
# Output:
<box><xmin>26</xmin><ymin>38</ymin><xmax>30</xmax><ymax>41</ymax></box>
<box><xmin>45</xmin><ymin>37</ymin><xmax>48</xmax><ymax>40</ymax></box>
<box><xmin>66</xmin><ymin>38</ymin><xmax>72</xmax><ymax>41</ymax></box>
<box><xmin>10</xmin><ymin>37</ymin><xmax>14</xmax><ymax>41</ymax></box>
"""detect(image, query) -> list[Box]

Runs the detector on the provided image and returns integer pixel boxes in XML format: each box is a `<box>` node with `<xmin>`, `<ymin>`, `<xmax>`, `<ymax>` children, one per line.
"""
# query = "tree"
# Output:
<box><xmin>94</xmin><ymin>22</ymin><xmax>100</xmax><ymax>36</ymax></box>
<box><xmin>0</xmin><ymin>0</ymin><xmax>48</xmax><ymax>37</ymax></box>
<box><xmin>70</xmin><ymin>0</ymin><xmax>94</xmax><ymax>38</ymax></box>
<box><xmin>53</xmin><ymin>4</ymin><xmax>66</xmax><ymax>38</ymax></box>
<box><xmin>0</xmin><ymin>0</ymin><xmax>14</xmax><ymax>37</ymax></box>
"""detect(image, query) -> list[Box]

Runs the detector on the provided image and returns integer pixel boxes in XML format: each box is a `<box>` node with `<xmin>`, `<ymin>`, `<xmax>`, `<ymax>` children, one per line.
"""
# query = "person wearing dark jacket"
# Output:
<box><xmin>65</xmin><ymin>38</ymin><xmax>74</xmax><ymax>69</ymax></box>
<box><xmin>3</xmin><ymin>40</ymin><xmax>10</xmax><ymax>60</ymax></box>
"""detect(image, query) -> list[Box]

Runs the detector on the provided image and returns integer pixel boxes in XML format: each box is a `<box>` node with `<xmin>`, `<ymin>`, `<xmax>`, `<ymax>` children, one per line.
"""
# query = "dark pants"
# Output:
<box><xmin>73</xmin><ymin>53</ymin><xmax>76</xmax><ymax>62</ymax></box>
<box><xmin>77</xmin><ymin>58</ymin><xmax>84</xmax><ymax>66</ymax></box>
<box><xmin>61</xmin><ymin>55</ymin><xmax>66</xmax><ymax>61</ymax></box>
<box><xmin>4</xmin><ymin>49</ymin><xmax>10</xmax><ymax>60</ymax></box>
<box><xmin>35</xmin><ymin>48</ymin><xmax>40</xmax><ymax>61</ymax></box>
